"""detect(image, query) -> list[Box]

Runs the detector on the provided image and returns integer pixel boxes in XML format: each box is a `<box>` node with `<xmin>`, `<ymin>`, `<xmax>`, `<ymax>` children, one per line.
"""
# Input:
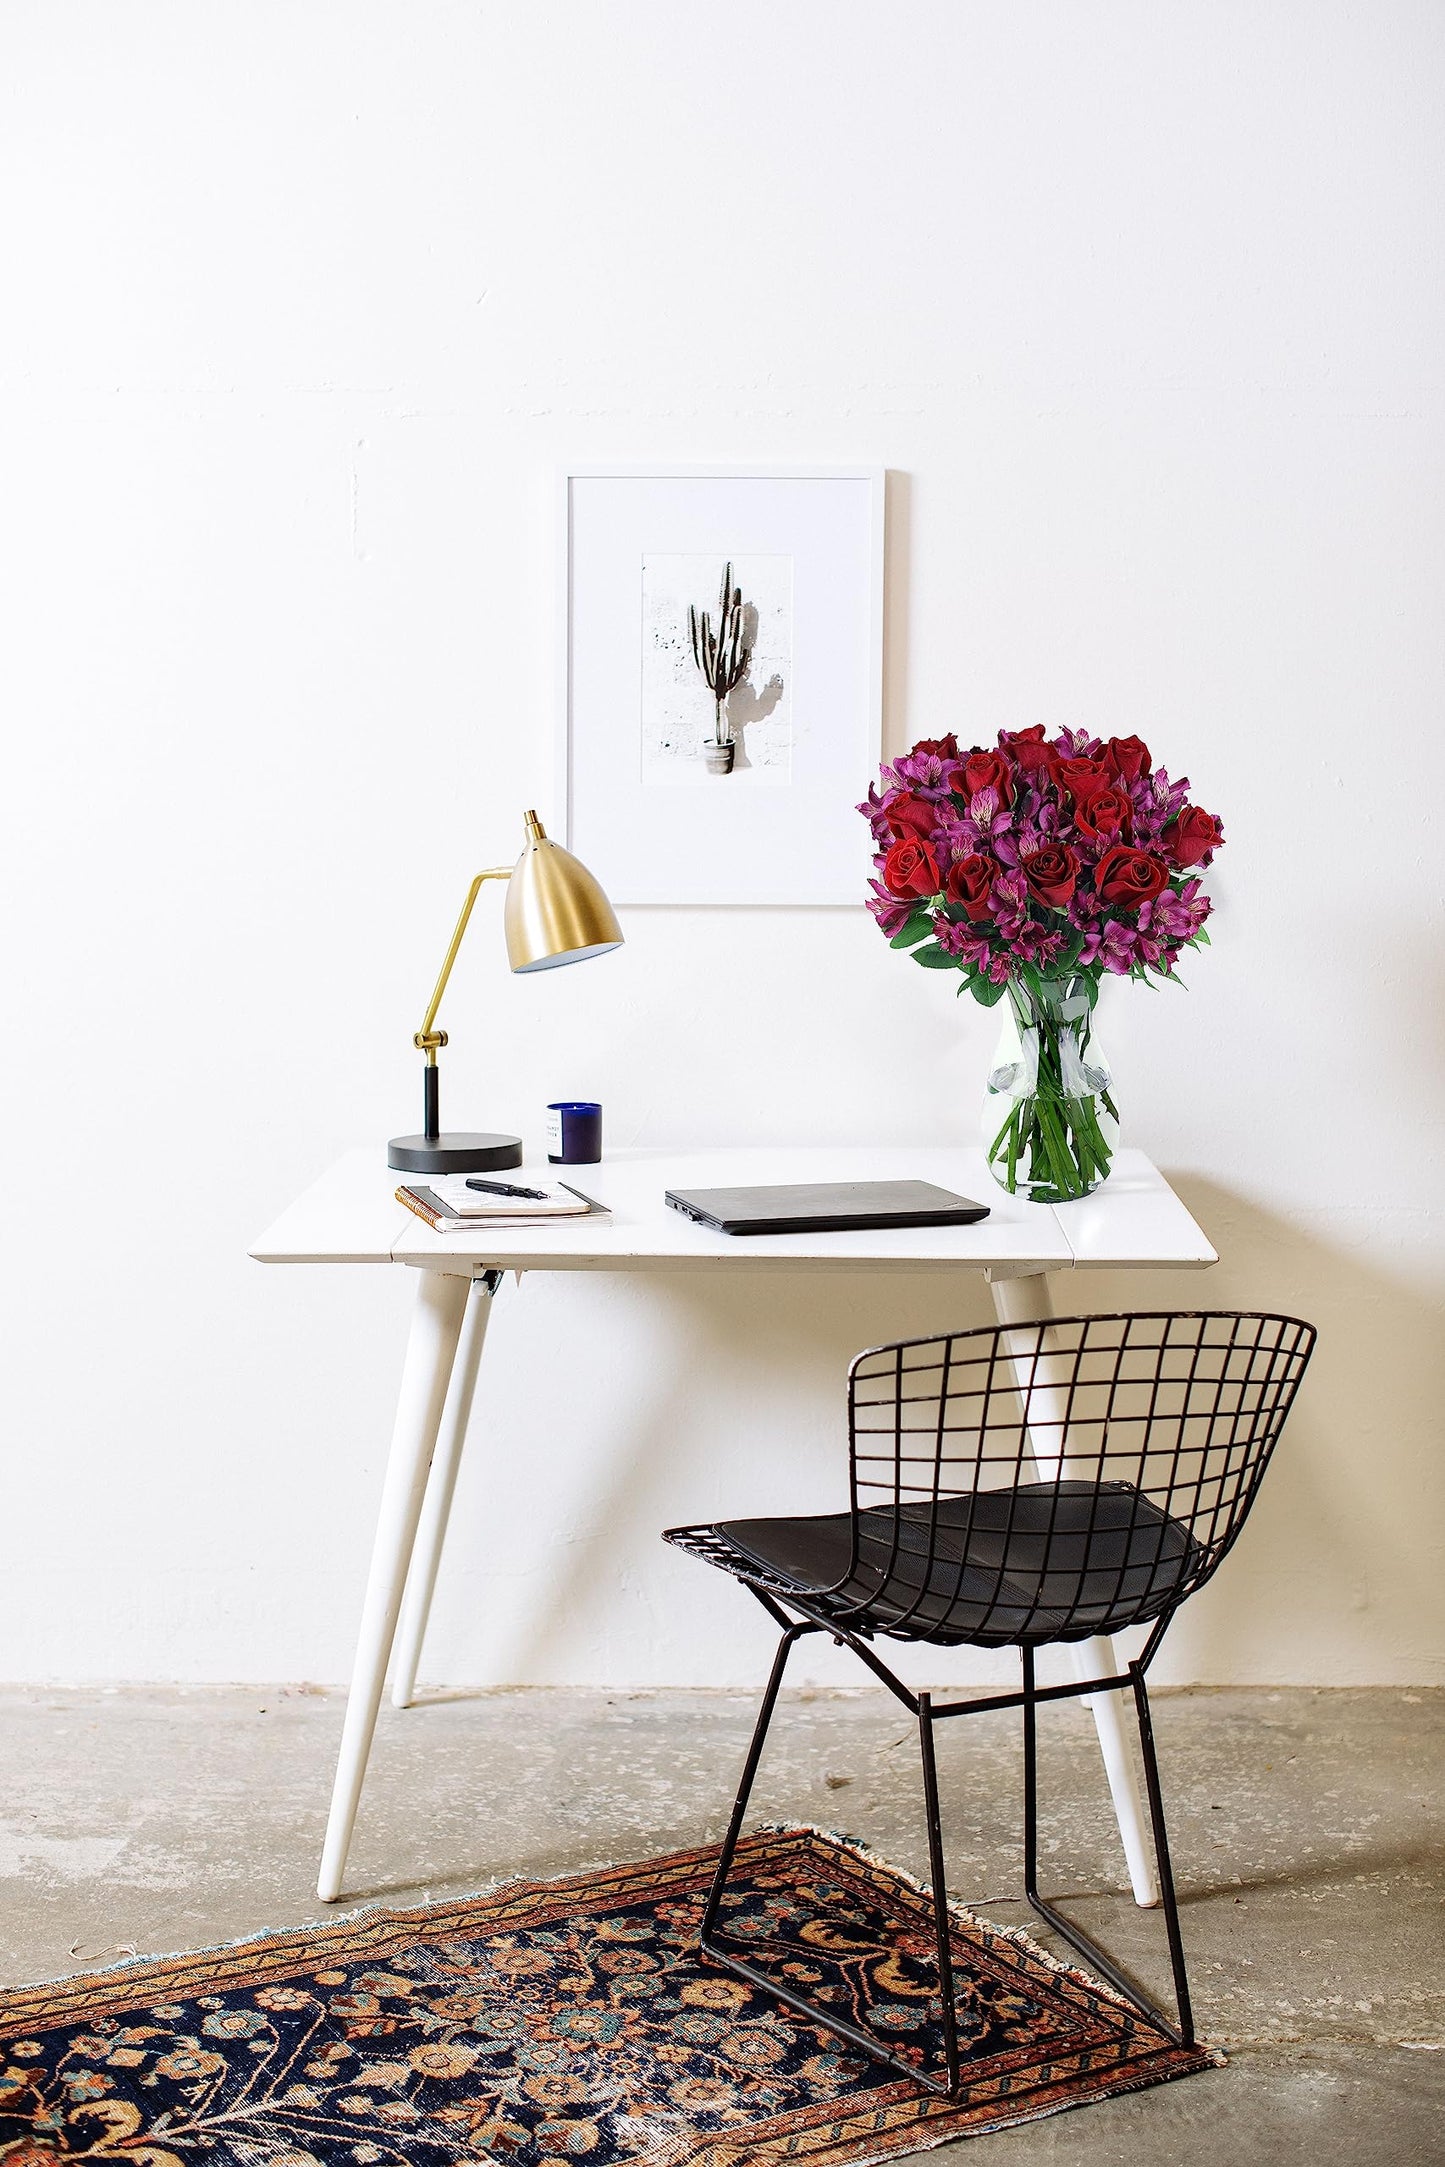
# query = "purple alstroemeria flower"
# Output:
<box><xmin>1100</xmin><ymin>920</ymin><xmax>1139</xmax><ymax>973</ymax></box>
<box><xmin>866</xmin><ymin>878</ymin><xmax>919</xmax><ymax>937</ymax></box>
<box><xmin>1010</xmin><ymin>822</ymin><xmax>1067</xmax><ymax>869</ymax></box>
<box><xmin>857</xmin><ymin>783</ymin><xmax>898</xmax><ymax>848</ymax></box>
<box><xmin>887</xmin><ymin>746</ymin><xmax>960</xmax><ymax>793</ymax></box>
<box><xmin>1143</xmin><ymin>889</ymin><xmax>1189</xmax><ymax>945</ymax></box>
<box><xmin>929</xmin><ymin>807</ymin><xmax>974</xmax><ymax>863</ymax></box>
<box><xmin>934</xmin><ymin>916</ymin><xmax>982</xmax><ymax>958</ymax></box>
<box><xmin>1054</xmin><ymin>725</ymin><xmax>1104</xmax><ymax>762</ymax></box>
<box><xmin>957</xmin><ymin>791</ymin><xmax>1016</xmax><ymax>858</ymax></box>
<box><xmin>1128</xmin><ymin>767</ymin><xmax>1192</xmax><ymax>849</ymax></box>
<box><xmin>990</xmin><ymin>864</ymin><xmax>1030</xmax><ymax>925</ymax></box>
<box><xmin>1182</xmin><ymin>882</ymin><xmax>1212</xmax><ymax>937</ymax></box>
<box><xmin>1143</xmin><ymin>882</ymin><xmax>1212</xmax><ymax>955</ymax></box>
<box><xmin>1010</xmin><ymin>922</ymin><xmax>1067</xmax><ymax>968</ymax></box>
<box><xmin>1029</xmin><ymin>794</ymin><xmax>1063</xmax><ymax>845</ymax></box>
<box><xmin>1075</xmin><ymin>912</ymin><xmax>1136</xmax><ymax>971</ymax></box>
<box><xmin>935</xmin><ymin>919</ymin><xmax>1016</xmax><ymax>982</ymax></box>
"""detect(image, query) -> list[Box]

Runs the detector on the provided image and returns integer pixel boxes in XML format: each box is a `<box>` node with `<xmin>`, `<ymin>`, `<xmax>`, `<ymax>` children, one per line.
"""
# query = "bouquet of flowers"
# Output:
<box><xmin>860</xmin><ymin>727</ymin><xmax>1222</xmax><ymax>1201</ymax></box>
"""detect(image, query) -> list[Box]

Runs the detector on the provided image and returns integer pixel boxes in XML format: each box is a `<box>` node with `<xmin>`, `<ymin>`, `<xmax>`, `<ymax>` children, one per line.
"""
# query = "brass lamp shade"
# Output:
<box><xmin>504</xmin><ymin>812</ymin><xmax>624</xmax><ymax>974</ymax></box>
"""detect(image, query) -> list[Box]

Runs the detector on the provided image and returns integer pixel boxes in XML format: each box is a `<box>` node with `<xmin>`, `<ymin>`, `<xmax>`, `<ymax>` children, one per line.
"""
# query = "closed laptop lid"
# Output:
<box><xmin>664</xmin><ymin>1180</ymin><xmax>990</xmax><ymax>1236</ymax></box>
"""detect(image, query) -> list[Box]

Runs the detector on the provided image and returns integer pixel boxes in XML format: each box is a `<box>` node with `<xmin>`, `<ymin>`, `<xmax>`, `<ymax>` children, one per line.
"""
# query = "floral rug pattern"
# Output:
<box><xmin>0</xmin><ymin>1829</ymin><xmax>1215</xmax><ymax>2167</ymax></box>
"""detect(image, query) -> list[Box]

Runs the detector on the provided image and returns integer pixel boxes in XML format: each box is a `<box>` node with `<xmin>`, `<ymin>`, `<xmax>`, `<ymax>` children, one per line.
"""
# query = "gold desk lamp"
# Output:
<box><xmin>388</xmin><ymin>810</ymin><xmax>623</xmax><ymax>1174</ymax></box>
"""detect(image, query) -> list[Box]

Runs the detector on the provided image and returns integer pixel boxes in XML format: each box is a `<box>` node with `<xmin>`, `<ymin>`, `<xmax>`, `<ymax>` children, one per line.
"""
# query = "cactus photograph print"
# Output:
<box><xmin>563</xmin><ymin>468</ymin><xmax>882</xmax><ymax>902</ymax></box>
<box><xmin>640</xmin><ymin>552</ymin><xmax>792</xmax><ymax>784</ymax></box>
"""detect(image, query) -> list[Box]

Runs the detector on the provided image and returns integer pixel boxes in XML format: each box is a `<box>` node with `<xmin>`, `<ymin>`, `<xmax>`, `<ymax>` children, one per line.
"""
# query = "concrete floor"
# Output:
<box><xmin>1</xmin><ymin>1685</ymin><xmax>1441</xmax><ymax>2162</ymax></box>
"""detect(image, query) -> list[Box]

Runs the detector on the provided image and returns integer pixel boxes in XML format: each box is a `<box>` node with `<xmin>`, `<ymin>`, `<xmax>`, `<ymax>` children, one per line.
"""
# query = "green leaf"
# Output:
<box><xmin>913</xmin><ymin>944</ymin><xmax>963</xmax><ymax>970</ymax></box>
<box><xmin>970</xmin><ymin>974</ymin><xmax>1008</xmax><ymax>1006</ymax></box>
<box><xmin>889</xmin><ymin>911</ymin><xmax>933</xmax><ymax>949</ymax></box>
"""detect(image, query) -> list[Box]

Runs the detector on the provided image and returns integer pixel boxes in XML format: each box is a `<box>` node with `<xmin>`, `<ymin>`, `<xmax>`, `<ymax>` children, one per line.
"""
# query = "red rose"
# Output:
<box><xmin>911</xmin><ymin>734</ymin><xmax>959</xmax><ymax>761</ymax></box>
<box><xmin>1073</xmin><ymin>784</ymin><xmax>1132</xmax><ymax>844</ymax></box>
<box><xmin>883</xmin><ymin>792</ymin><xmax>938</xmax><ymax>840</ymax></box>
<box><xmin>1104</xmin><ymin>735</ymin><xmax>1152</xmax><ymax>784</ymax></box>
<box><xmin>1163</xmin><ymin>804</ymin><xmax>1223</xmax><ymax>868</ymax></box>
<box><xmin>1053</xmin><ymin>756</ymin><xmax>1111</xmax><ymax>805</ymax></box>
<box><xmin>944</xmin><ymin>852</ymin><xmax>996</xmax><ymax>921</ymax></box>
<box><xmin>882</xmin><ymin>833</ymin><xmax>941</xmax><ymax>899</ymax></box>
<box><xmin>1022</xmin><ymin>843</ymin><xmax>1080</xmax><ymax>909</ymax></box>
<box><xmin>953</xmin><ymin>749</ymin><xmax>1014</xmax><ymax>808</ymax></box>
<box><xmin>1094</xmin><ymin>845</ymin><xmax>1170</xmax><ymax>907</ymax></box>
<box><xmin>1001</xmin><ymin>725</ymin><xmax>1054</xmax><ymax>776</ymax></box>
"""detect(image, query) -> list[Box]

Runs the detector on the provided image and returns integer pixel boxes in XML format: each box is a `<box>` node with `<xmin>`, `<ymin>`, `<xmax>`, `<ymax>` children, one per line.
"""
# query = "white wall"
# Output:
<box><xmin>2</xmin><ymin>1</ymin><xmax>1442</xmax><ymax>1688</ymax></box>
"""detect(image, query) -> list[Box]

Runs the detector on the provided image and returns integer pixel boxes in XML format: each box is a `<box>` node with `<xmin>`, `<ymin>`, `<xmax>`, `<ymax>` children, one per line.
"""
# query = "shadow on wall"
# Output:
<box><xmin>882</xmin><ymin>469</ymin><xmax>910</xmax><ymax>756</ymax></box>
<box><xmin>1090</xmin><ymin>1174</ymin><xmax>1445</xmax><ymax>1685</ymax></box>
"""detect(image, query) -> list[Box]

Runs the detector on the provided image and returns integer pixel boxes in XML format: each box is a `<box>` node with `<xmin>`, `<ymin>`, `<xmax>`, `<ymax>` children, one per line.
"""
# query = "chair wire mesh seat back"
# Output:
<box><xmin>664</xmin><ymin>1310</ymin><xmax>1315</xmax><ymax>2097</ymax></box>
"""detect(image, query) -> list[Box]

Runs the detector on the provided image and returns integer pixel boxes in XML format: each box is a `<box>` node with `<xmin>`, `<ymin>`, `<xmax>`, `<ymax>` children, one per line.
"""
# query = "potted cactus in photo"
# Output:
<box><xmin>688</xmin><ymin>562</ymin><xmax>753</xmax><ymax>774</ymax></box>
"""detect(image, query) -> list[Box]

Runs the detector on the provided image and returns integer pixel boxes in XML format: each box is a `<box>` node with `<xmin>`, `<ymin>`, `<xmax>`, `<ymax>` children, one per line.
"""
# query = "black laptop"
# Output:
<box><xmin>664</xmin><ymin>1179</ymin><xmax>990</xmax><ymax>1237</ymax></box>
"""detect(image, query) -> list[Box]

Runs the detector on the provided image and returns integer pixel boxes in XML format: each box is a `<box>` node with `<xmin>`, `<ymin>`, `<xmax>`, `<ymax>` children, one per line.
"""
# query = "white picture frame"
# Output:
<box><xmin>558</xmin><ymin>466</ymin><xmax>884</xmax><ymax>905</ymax></box>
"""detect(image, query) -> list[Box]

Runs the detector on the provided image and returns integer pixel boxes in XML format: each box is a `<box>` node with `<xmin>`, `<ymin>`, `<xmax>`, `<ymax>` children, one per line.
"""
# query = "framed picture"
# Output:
<box><xmin>558</xmin><ymin>466</ymin><xmax>884</xmax><ymax>904</ymax></box>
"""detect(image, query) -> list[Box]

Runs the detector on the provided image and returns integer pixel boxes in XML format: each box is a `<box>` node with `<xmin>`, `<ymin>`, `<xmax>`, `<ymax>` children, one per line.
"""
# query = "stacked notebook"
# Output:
<box><xmin>396</xmin><ymin>1175</ymin><xmax>604</xmax><ymax>1233</ymax></box>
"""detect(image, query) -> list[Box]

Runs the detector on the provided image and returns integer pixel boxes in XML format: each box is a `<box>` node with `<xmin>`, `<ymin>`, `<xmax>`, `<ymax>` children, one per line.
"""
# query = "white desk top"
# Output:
<box><xmin>249</xmin><ymin>1146</ymin><xmax>1216</xmax><ymax>1277</ymax></box>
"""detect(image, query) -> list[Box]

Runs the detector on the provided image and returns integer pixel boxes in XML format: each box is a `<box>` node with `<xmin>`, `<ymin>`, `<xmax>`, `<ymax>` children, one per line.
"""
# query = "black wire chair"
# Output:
<box><xmin>664</xmin><ymin>1309</ymin><xmax>1316</xmax><ymax>2098</ymax></box>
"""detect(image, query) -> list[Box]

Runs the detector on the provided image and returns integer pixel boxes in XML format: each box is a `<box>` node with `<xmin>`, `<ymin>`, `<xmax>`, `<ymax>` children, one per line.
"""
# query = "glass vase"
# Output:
<box><xmin>981</xmin><ymin>975</ymin><xmax>1118</xmax><ymax>1202</ymax></box>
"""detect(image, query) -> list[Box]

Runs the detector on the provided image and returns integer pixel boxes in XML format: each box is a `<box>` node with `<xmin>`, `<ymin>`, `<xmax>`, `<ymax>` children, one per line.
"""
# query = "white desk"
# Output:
<box><xmin>251</xmin><ymin>1145</ymin><xmax>1216</xmax><ymax>1904</ymax></box>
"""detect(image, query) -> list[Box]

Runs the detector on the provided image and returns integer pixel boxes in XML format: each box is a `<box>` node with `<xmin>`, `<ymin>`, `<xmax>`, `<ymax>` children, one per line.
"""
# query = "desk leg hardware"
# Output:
<box><xmin>316</xmin><ymin>1267</ymin><xmax>473</xmax><ymax>1904</ymax></box>
<box><xmin>989</xmin><ymin>1270</ymin><xmax>1162</xmax><ymax>1910</ymax></box>
<box><xmin>392</xmin><ymin>1272</ymin><xmax>503</xmax><ymax>1710</ymax></box>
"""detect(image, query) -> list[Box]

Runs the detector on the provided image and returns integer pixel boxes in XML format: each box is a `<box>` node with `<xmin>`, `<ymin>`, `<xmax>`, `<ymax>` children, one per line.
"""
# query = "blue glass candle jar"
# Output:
<box><xmin>546</xmin><ymin>1101</ymin><xmax>602</xmax><ymax>1165</ymax></box>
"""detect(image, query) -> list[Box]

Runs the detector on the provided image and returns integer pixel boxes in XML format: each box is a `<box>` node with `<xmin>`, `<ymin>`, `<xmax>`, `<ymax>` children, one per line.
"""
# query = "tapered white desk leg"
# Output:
<box><xmin>316</xmin><ymin>1267</ymin><xmax>470</xmax><ymax>1903</ymax></box>
<box><xmin>391</xmin><ymin>1273</ymin><xmax>500</xmax><ymax>1710</ymax></box>
<box><xmin>988</xmin><ymin>1270</ymin><xmax>1161</xmax><ymax>1909</ymax></box>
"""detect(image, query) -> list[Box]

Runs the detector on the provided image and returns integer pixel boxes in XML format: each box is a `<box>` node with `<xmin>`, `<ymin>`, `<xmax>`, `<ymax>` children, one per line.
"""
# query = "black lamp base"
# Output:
<box><xmin>388</xmin><ymin>1131</ymin><xmax>524</xmax><ymax>1174</ymax></box>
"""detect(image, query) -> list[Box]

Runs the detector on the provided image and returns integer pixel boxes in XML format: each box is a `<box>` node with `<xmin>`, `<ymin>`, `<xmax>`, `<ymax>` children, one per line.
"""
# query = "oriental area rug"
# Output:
<box><xmin>0</xmin><ymin>1828</ymin><xmax>1217</xmax><ymax>2167</ymax></box>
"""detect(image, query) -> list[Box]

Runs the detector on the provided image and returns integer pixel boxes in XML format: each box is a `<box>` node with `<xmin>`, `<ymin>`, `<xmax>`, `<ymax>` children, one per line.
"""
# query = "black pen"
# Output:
<box><xmin>465</xmin><ymin>1177</ymin><xmax>552</xmax><ymax>1201</ymax></box>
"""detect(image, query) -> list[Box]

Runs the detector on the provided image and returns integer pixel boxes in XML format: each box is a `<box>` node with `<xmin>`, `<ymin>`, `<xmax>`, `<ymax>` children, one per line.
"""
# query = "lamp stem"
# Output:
<box><xmin>416</xmin><ymin>867</ymin><xmax>513</xmax><ymax>1047</ymax></box>
<box><xmin>423</xmin><ymin>1062</ymin><xmax>440</xmax><ymax>1143</ymax></box>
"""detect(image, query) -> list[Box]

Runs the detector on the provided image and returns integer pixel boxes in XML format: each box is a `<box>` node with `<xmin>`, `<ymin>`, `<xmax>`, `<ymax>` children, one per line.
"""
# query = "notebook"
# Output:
<box><xmin>396</xmin><ymin>1178</ymin><xmax>602</xmax><ymax>1233</ymax></box>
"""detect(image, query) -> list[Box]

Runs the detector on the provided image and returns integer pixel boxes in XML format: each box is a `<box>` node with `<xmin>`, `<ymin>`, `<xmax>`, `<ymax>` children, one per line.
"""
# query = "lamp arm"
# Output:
<box><xmin>412</xmin><ymin>866</ymin><xmax>512</xmax><ymax>1060</ymax></box>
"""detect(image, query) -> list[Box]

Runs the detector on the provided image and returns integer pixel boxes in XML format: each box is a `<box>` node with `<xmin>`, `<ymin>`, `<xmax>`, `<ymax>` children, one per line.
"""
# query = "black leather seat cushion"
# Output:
<box><xmin>712</xmin><ymin>1479</ymin><xmax>1201</xmax><ymax>1646</ymax></box>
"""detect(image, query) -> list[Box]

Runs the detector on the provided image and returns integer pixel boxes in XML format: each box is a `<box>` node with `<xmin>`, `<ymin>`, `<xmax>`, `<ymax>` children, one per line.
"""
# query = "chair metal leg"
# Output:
<box><xmin>700</xmin><ymin>1622</ymin><xmax>808</xmax><ymax>1942</ymax></box>
<box><xmin>1130</xmin><ymin>1663</ymin><xmax>1195</xmax><ymax>2046</ymax></box>
<box><xmin>1022</xmin><ymin>1646</ymin><xmax>1040</xmax><ymax>1896</ymax></box>
<box><xmin>917</xmin><ymin>1691</ymin><xmax>961</xmax><ymax>2095</ymax></box>
<box><xmin>1022</xmin><ymin>1645</ymin><xmax>1194</xmax><ymax>2047</ymax></box>
<box><xmin>698</xmin><ymin>1625</ymin><xmax>963</xmax><ymax>2097</ymax></box>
